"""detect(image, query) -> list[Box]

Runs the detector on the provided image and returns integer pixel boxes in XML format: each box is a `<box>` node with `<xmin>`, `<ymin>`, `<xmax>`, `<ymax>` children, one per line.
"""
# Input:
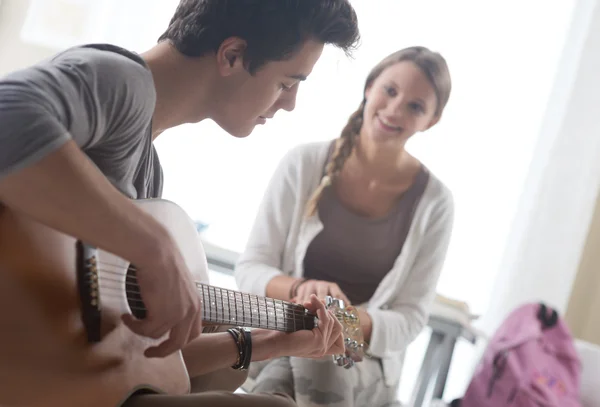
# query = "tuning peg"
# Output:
<box><xmin>325</xmin><ymin>296</ymin><xmax>345</xmax><ymax>310</ymax></box>
<box><xmin>333</xmin><ymin>354</ymin><xmax>346</xmax><ymax>367</ymax></box>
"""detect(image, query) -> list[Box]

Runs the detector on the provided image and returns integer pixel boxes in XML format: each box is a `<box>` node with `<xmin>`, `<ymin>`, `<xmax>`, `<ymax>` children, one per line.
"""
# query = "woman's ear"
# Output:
<box><xmin>425</xmin><ymin>114</ymin><xmax>441</xmax><ymax>130</ymax></box>
<box><xmin>216</xmin><ymin>37</ymin><xmax>247</xmax><ymax>77</ymax></box>
<box><xmin>364</xmin><ymin>83</ymin><xmax>373</xmax><ymax>100</ymax></box>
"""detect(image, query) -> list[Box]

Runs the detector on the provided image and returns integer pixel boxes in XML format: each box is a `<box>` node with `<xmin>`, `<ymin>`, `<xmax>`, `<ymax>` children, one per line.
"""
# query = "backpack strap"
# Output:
<box><xmin>537</xmin><ymin>303</ymin><xmax>558</xmax><ymax>329</ymax></box>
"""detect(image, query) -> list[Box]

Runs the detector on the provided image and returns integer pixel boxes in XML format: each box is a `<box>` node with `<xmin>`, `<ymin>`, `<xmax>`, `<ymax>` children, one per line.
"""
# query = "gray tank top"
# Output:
<box><xmin>303</xmin><ymin>143</ymin><xmax>429</xmax><ymax>305</ymax></box>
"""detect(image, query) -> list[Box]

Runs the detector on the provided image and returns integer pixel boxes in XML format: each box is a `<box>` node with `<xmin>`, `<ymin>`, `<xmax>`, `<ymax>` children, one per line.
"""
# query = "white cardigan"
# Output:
<box><xmin>234</xmin><ymin>140</ymin><xmax>454</xmax><ymax>386</ymax></box>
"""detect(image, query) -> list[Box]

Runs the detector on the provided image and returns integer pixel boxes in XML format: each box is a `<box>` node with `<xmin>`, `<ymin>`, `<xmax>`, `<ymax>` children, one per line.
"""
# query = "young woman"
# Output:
<box><xmin>235</xmin><ymin>46</ymin><xmax>454</xmax><ymax>407</ymax></box>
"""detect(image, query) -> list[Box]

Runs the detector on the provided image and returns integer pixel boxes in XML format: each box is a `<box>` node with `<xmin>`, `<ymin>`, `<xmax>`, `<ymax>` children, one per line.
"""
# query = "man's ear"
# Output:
<box><xmin>216</xmin><ymin>37</ymin><xmax>247</xmax><ymax>76</ymax></box>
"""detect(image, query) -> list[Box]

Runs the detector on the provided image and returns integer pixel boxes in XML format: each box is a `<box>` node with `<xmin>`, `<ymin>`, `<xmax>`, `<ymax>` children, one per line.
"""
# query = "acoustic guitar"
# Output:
<box><xmin>0</xmin><ymin>198</ymin><xmax>365</xmax><ymax>407</ymax></box>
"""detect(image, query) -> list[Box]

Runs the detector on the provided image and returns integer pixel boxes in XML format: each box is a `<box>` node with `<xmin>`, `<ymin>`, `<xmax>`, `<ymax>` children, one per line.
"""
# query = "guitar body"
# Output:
<box><xmin>0</xmin><ymin>199</ymin><xmax>209</xmax><ymax>407</ymax></box>
<box><xmin>0</xmin><ymin>198</ymin><xmax>364</xmax><ymax>406</ymax></box>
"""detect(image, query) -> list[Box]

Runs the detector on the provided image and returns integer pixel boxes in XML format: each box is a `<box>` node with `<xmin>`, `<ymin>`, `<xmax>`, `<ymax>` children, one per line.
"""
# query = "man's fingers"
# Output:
<box><xmin>332</xmin><ymin>341</ymin><xmax>345</xmax><ymax>355</ymax></box>
<box><xmin>311</xmin><ymin>297</ymin><xmax>327</xmax><ymax>327</ymax></box>
<box><xmin>331</xmin><ymin>328</ymin><xmax>345</xmax><ymax>354</ymax></box>
<box><xmin>306</xmin><ymin>294</ymin><xmax>325</xmax><ymax>312</ymax></box>
<box><xmin>312</xmin><ymin>295</ymin><xmax>334</xmax><ymax>342</ymax></box>
<box><xmin>326</xmin><ymin>310</ymin><xmax>336</xmax><ymax>342</ymax></box>
<box><xmin>122</xmin><ymin>313</ymin><xmax>171</xmax><ymax>340</ymax></box>
<box><xmin>145</xmin><ymin>314</ymin><xmax>193</xmax><ymax>358</ymax></box>
<box><xmin>186</xmin><ymin>313</ymin><xmax>203</xmax><ymax>344</ymax></box>
<box><xmin>307</xmin><ymin>294</ymin><xmax>341</xmax><ymax>355</ymax></box>
<box><xmin>331</xmin><ymin>318</ymin><xmax>344</xmax><ymax>348</ymax></box>
<box><xmin>326</xmin><ymin>319</ymin><xmax>345</xmax><ymax>355</ymax></box>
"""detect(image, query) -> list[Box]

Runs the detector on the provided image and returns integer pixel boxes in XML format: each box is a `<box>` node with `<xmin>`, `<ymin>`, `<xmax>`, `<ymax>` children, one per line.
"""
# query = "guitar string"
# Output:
<box><xmin>96</xmin><ymin>288</ymin><xmax>307</xmax><ymax>320</ymax></box>
<box><xmin>97</xmin><ymin>300</ymin><xmax>312</xmax><ymax>330</ymax></box>
<box><xmin>97</xmin><ymin>259</ymin><xmax>311</xmax><ymax>311</ymax></box>
<box><xmin>92</xmin><ymin>294</ymin><xmax>359</xmax><ymax>342</ymax></box>
<box><xmin>89</xmin><ymin>284</ymin><xmax>313</xmax><ymax>331</ymax></box>
<box><xmin>81</xmin><ymin>269</ymin><xmax>359</xmax><ymax>339</ymax></box>
<box><xmin>90</xmin><ymin>267</ymin><xmax>315</xmax><ymax>328</ymax></box>
<box><xmin>82</xmin><ymin>260</ymin><xmax>357</xmax><ymax>333</ymax></box>
<box><xmin>93</xmin><ymin>262</ymin><xmax>315</xmax><ymax>319</ymax></box>
<box><xmin>97</xmin><ymin>260</ymin><xmax>310</xmax><ymax>312</ymax></box>
<box><xmin>97</xmin><ymin>281</ymin><xmax>300</xmax><ymax>316</ymax></box>
<box><xmin>92</xmin><ymin>296</ymin><xmax>303</xmax><ymax>332</ymax></box>
<box><xmin>79</xmin><ymin>258</ymin><xmax>361</xmax><ymax>345</ymax></box>
<box><xmin>94</xmin><ymin>274</ymin><xmax>311</xmax><ymax>325</ymax></box>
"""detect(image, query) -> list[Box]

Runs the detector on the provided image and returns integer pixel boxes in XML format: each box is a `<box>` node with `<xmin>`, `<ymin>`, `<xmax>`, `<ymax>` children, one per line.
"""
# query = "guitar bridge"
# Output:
<box><xmin>76</xmin><ymin>240</ymin><xmax>102</xmax><ymax>343</ymax></box>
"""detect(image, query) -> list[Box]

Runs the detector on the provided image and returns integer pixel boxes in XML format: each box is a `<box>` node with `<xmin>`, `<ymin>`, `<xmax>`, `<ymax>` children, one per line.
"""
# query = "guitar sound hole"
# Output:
<box><xmin>126</xmin><ymin>265</ymin><xmax>147</xmax><ymax>320</ymax></box>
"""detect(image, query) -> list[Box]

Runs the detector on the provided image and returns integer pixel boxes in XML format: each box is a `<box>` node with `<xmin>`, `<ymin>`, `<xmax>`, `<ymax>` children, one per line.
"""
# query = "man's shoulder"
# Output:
<box><xmin>0</xmin><ymin>43</ymin><xmax>156</xmax><ymax>161</ymax></box>
<box><xmin>1</xmin><ymin>43</ymin><xmax>154</xmax><ymax>102</ymax></box>
<box><xmin>49</xmin><ymin>43</ymin><xmax>152</xmax><ymax>83</ymax></box>
<box><xmin>73</xmin><ymin>43</ymin><xmax>148</xmax><ymax>67</ymax></box>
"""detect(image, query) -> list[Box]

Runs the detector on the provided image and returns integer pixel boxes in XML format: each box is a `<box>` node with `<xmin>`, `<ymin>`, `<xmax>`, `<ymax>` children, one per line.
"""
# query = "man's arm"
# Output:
<box><xmin>182</xmin><ymin>296</ymin><xmax>345</xmax><ymax>378</ymax></box>
<box><xmin>0</xmin><ymin>140</ymin><xmax>167</xmax><ymax>266</ymax></box>
<box><xmin>0</xmin><ymin>49</ymin><xmax>202</xmax><ymax>357</ymax></box>
<box><xmin>0</xmin><ymin>139</ymin><xmax>203</xmax><ymax>357</ymax></box>
<box><xmin>0</xmin><ymin>51</ymin><xmax>171</xmax><ymax>270</ymax></box>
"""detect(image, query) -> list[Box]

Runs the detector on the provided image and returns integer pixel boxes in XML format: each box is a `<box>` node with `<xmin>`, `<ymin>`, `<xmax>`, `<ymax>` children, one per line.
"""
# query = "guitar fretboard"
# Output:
<box><xmin>196</xmin><ymin>283</ymin><xmax>315</xmax><ymax>332</ymax></box>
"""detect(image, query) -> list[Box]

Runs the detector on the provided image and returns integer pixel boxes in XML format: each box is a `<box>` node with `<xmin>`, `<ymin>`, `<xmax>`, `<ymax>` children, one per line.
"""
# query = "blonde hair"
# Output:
<box><xmin>305</xmin><ymin>46</ymin><xmax>452</xmax><ymax>218</ymax></box>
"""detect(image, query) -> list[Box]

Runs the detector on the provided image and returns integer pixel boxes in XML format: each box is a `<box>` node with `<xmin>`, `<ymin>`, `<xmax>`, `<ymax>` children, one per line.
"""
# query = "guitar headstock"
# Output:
<box><xmin>325</xmin><ymin>296</ymin><xmax>367</xmax><ymax>369</ymax></box>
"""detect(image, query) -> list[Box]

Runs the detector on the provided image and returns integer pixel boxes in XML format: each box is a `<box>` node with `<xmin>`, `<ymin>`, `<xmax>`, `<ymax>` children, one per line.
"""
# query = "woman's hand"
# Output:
<box><xmin>253</xmin><ymin>295</ymin><xmax>345</xmax><ymax>361</ymax></box>
<box><xmin>292</xmin><ymin>279</ymin><xmax>351</xmax><ymax>306</ymax></box>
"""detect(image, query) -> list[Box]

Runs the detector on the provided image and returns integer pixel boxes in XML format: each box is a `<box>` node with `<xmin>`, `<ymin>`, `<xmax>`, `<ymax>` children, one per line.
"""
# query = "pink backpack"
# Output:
<box><xmin>456</xmin><ymin>302</ymin><xmax>582</xmax><ymax>407</ymax></box>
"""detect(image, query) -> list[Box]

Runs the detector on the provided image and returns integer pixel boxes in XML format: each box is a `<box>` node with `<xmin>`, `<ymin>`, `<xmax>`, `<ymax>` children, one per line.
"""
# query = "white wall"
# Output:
<box><xmin>478</xmin><ymin>0</ymin><xmax>600</xmax><ymax>334</ymax></box>
<box><xmin>0</xmin><ymin>0</ymin><xmax>159</xmax><ymax>75</ymax></box>
<box><xmin>0</xmin><ymin>0</ymin><xmax>57</xmax><ymax>75</ymax></box>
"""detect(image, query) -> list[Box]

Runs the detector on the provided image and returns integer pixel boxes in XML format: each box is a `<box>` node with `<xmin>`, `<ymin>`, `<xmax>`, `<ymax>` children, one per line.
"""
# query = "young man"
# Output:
<box><xmin>0</xmin><ymin>0</ymin><xmax>360</xmax><ymax>405</ymax></box>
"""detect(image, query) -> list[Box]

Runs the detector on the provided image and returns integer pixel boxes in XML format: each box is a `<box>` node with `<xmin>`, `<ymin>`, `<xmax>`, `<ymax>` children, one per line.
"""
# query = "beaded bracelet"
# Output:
<box><xmin>227</xmin><ymin>327</ymin><xmax>243</xmax><ymax>369</ymax></box>
<box><xmin>239</xmin><ymin>327</ymin><xmax>252</xmax><ymax>370</ymax></box>
<box><xmin>227</xmin><ymin>327</ymin><xmax>252</xmax><ymax>370</ymax></box>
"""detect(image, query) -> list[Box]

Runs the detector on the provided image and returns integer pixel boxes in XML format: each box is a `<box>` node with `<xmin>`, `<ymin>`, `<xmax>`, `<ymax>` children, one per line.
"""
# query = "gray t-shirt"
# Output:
<box><xmin>0</xmin><ymin>43</ymin><xmax>162</xmax><ymax>199</ymax></box>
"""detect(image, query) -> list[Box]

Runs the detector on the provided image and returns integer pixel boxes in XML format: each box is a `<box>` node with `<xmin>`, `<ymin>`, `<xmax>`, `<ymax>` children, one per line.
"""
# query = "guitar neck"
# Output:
<box><xmin>195</xmin><ymin>283</ymin><xmax>316</xmax><ymax>332</ymax></box>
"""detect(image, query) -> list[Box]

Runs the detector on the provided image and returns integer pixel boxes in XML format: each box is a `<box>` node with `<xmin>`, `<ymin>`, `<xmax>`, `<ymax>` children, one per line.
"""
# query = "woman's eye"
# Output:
<box><xmin>410</xmin><ymin>103</ymin><xmax>425</xmax><ymax>114</ymax></box>
<box><xmin>385</xmin><ymin>86</ymin><xmax>397</xmax><ymax>97</ymax></box>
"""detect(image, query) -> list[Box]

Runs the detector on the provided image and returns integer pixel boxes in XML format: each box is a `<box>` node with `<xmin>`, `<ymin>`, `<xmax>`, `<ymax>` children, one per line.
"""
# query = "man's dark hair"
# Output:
<box><xmin>158</xmin><ymin>0</ymin><xmax>360</xmax><ymax>73</ymax></box>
